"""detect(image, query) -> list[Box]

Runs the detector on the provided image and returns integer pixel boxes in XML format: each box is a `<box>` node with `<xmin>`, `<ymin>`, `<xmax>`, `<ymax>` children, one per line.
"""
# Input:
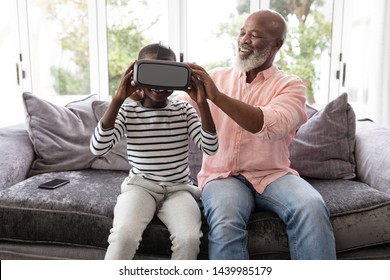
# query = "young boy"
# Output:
<box><xmin>90</xmin><ymin>43</ymin><xmax>218</xmax><ymax>259</ymax></box>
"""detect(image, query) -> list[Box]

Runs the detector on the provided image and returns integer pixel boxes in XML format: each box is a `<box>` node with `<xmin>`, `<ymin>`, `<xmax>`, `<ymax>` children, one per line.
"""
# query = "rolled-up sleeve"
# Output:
<box><xmin>258</xmin><ymin>77</ymin><xmax>307</xmax><ymax>141</ymax></box>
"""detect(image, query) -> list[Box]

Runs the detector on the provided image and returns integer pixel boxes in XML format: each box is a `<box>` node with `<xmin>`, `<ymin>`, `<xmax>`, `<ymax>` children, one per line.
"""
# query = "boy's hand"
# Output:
<box><xmin>185</xmin><ymin>65</ymin><xmax>216</xmax><ymax>134</ymax></box>
<box><xmin>101</xmin><ymin>61</ymin><xmax>141</xmax><ymax>129</ymax></box>
<box><xmin>115</xmin><ymin>61</ymin><xmax>143</xmax><ymax>102</ymax></box>
<box><xmin>187</xmin><ymin>74</ymin><xmax>208</xmax><ymax>106</ymax></box>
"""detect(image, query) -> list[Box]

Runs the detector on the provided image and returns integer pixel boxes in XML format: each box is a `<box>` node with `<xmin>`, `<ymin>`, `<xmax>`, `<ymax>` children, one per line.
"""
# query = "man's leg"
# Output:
<box><xmin>202</xmin><ymin>177</ymin><xmax>255</xmax><ymax>259</ymax></box>
<box><xmin>255</xmin><ymin>174</ymin><xmax>336</xmax><ymax>259</ymax></box>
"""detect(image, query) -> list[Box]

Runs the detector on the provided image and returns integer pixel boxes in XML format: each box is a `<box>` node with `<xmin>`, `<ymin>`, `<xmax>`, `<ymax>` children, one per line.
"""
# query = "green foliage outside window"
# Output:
<box><xmin>48</xmin><ymin>0</ymin><xmax>151</xmax><ymax>97</ymax></box>
<box><xmin>214</xmin><ymin>0</ymin><xmax>332</xmax><ymax>104</ymax></box>
<box><xmin>49</xmin><ymin>0</ymin><xmax>331</xmax><ymax>104</ymax></box>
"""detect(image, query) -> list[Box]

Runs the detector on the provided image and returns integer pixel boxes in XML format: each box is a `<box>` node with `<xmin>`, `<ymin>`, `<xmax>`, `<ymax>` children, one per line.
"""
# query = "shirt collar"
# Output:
<box><xmin>262</xmin><ymin>64</ymin><xmax>278</xmax><ymax>80</ymax></box>
<box><xmin>236</xmin><ymin>64</ymin><xmax>279</xmax><ymax>82</ymax></box>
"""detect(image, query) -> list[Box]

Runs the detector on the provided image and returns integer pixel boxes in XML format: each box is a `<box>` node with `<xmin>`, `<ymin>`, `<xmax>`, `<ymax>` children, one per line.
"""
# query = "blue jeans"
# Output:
<box><xmin>202</xmin><ymin>174</ymin><xmax>336</xmax><ymax>260</ymax></box>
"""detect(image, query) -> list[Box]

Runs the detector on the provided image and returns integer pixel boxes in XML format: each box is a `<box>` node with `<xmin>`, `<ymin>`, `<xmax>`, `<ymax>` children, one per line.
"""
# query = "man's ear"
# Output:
<box><xmin>274</xmin><ymin>39</ymin><xmax>284</xmax><ymax>51</ymax></box>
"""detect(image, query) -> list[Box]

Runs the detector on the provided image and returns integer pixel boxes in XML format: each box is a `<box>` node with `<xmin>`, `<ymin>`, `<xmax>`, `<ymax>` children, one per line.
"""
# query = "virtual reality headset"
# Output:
<box><xmin>133</xmin><ymin>59</ymin><xmax>192</xmax><ymax>91</ymax></box>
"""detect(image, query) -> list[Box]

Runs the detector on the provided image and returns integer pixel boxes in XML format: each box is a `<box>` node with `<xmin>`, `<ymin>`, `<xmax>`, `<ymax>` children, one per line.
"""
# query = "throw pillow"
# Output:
<box><xmin>289</xmin><ymin>93</ymin><xmax>356</xmax><ymax>179</ymax></box>
<box><xmin>23</xmin><ymin>92</ymin><xmax>99</xmax><ymax>176</ymax></box>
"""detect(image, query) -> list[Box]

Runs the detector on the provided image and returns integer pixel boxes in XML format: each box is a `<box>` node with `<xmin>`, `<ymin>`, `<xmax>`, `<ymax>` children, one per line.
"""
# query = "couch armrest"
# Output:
<box><xmin>0</xmin><ymin>124</ymin><xmax>34</xmax><ymax>190</ymax></box>
<box><xmin>355</xmin><ymin>120</ymin><xmax>390</xmax><ymax>194</ymax></box>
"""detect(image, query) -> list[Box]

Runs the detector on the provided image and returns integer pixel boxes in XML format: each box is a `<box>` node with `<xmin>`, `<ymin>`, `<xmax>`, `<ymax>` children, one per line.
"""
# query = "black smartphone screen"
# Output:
<box><xmin>38</xmin><ymin>179</ymin><xmax>70</xmax><ymax>189</ymax></box>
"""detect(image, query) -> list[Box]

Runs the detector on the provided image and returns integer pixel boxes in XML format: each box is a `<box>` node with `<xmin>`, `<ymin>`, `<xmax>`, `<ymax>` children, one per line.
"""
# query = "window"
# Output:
<box><xmin>270</xmin><ymin>0</ymin><xmax>334</xmax><ymax>107</ymax></box>
<box><xmin>106</xmin><ymin>0</ymin><xmax>169</xmax><ymax>97</ymax></box>
<box><xmin>27</xmin><ymin>0</ymin><xmax>91</xmax><ymax>103</ymax></box>
<box><xmin>1</xmin><ymin>0</ymin><xmax>389</xmax><ymax>128</ymax></box>
<box><xmin>186</xmin><ymin>0</ymin><xmax>250</xmax><ymax>70</ymax></box>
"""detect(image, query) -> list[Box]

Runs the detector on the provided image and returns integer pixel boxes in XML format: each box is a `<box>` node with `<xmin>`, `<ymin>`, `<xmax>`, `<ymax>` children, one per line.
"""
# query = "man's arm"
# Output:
<box><xmin>208</xmin><ymin>91</ymin><xmax>264</xmax><ymax>133</ymax></box>
<box><xmin>188</xmin><ymin>63</ymin><xmax>264</xmax><ymax>134</ymax></box>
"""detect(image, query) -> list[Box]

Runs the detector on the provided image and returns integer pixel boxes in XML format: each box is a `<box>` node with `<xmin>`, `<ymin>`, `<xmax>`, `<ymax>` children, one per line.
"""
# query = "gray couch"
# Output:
<box><xmin>1</xmin><ymin>92</ymin><xmax>390</xmax><ymax>260</ymax></box>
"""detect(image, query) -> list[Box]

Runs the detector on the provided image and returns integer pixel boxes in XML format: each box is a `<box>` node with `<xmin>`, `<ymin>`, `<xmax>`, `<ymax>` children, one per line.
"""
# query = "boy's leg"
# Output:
<box><xmin>158</xmin><ymin>190</ymin><xmax>203</xmax><ymax>260</ymax></box>
<box><xmin>105</xmin><ymin>185</ymin><xmax>157</xmax><ymax>260</ymax></box>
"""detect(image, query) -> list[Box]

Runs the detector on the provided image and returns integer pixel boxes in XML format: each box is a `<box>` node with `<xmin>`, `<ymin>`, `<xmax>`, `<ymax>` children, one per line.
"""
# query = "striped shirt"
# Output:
<box><xmin>90</xmin><ymin>99</ymin><xmax>218</xmax><ymax>186</ymax></box>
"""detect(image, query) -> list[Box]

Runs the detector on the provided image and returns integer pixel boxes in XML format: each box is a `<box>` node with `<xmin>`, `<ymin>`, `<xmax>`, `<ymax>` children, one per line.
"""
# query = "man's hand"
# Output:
<box><xmin>186</xmin><ymin>63</ymin><xmax>264</xmax><ymax>134</ymax></box>
<box><xmin>186</xmin><ymin>63</ymin><xmax>221</xmax><ymax>102</ymax></box>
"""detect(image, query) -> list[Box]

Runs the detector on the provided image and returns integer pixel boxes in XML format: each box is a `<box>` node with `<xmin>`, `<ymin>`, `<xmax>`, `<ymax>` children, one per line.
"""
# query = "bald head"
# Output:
<box><xmin>247</xmin><ymin>9</ymin><xmax>287</xmax><ymax>42</ymax></box>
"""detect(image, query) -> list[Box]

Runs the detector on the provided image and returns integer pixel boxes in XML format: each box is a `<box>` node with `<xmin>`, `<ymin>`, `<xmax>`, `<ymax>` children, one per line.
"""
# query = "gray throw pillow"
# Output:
<box><xmin>289</xmin><ymin>93</ymin><xmax>356</xmax><ymax>179</ymax></box>
<box><xmin>23</xmin><ymin>93</ymin><xmax>131</xmax><ymax>176</ymax></box>
<box><xmin>23</xmin><ymin>92</ymin><xmax>99</xmax><ymax>176</ymax></box>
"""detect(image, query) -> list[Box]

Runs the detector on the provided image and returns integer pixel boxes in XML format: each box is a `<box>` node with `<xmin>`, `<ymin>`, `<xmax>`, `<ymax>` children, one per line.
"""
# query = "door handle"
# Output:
<box><xmin>16</xmin><ymin>63</ymin><xmax>20</xmax><ymax>85</ymax></box>
<box><xmin>342</xmin><ymin>63</ymin><xmax>347</xmax><ymax>87</ymax></box>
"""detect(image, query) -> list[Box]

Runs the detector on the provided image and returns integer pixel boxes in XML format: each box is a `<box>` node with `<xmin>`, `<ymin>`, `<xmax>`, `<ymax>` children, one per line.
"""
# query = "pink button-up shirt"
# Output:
<box><xmin>181</xmin><ymin>65</ymin><xmax>307</xmax><ymax>194</ymax></box>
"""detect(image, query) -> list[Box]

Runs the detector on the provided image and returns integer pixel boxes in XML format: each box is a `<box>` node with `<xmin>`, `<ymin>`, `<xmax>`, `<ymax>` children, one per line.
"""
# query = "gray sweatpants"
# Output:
<box><xmin>104</xmin><ymin>174</ymin><xmax>203</xmax><ymax>260</ymax></box>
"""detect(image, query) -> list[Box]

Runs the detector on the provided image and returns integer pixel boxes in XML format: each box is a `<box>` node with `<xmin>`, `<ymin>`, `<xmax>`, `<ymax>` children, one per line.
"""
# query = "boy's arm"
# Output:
<box><xmin>187</xmin><ymin>75</ymin><xmax>216</xmax><ymax>134</ymax></box>
<box><xmin>186</xmin><ymin>76</ymin><xmax>218</xmax><ymax>156</ymax></box>
<box><xmin>102</xmin><ymin>61</ymin><xmax>139</xmax><ymax>129</ymax></box>
<box><xmin>197</xmin><ymin>102</ymin><xmax>216</xmax><ymax>134</ymax></box>
<box><xmin>91</xmin><ymin>62</ymin><xmax>139</xmax><ymax>156</ymax></box>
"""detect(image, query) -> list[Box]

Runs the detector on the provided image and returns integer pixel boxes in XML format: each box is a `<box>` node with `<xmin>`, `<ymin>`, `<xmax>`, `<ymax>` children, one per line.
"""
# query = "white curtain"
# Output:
<box><xmin>369</xmin><ymin>0</ymin><xmax>390</xmax><ymax>126</ymax></box>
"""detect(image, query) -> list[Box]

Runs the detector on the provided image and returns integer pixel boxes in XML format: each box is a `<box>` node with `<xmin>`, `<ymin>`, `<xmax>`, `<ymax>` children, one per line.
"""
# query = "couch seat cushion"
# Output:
<box><xmin>244</xmin><ymin>179</ymin><xmax>390</xmax><ymax>259</ymax></box>
<box><xmin>0</xmin><ymin>170</ymin><xmax>126</xmax><ymax>250</ymax></box>
<box><xmin>2</xmin><ymin>172</ymin><xmax>390</xmax><ymax>259</ymax></box>
<box><xmin>308</xmin><ymin>179</ymin><xmax>390</xmax><ymax>253</ymax></box>
<box><xmin>0</xmin><ymin>169</ymin><xmax>204</xmax><ymax>259</ymax></box>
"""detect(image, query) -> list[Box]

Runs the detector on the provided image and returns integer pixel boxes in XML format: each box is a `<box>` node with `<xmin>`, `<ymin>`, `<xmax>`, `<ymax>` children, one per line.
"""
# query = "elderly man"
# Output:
<box><xmin>185</xmin><ymin>9</ymin><xmax>336</xmax><ymax>260</ymax></box>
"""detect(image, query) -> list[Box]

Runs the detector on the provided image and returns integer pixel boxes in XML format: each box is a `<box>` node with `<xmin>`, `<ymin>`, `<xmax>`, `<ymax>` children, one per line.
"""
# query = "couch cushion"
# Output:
<box><xmin>0</xmin><ymin>170</ymin><xmax>126</xmax><ymax>250</ymax></box>
<box><xmin>308</xmin><ymin>179</ymin><xmax>390</xmax><ymax>253</ymax></box>
<box><xmin>0</xmin><ymin>169</ymin><xmax>201</xmax><ymax>259</ymax></box>
<box><xmin>0</xmin><ymin>124</ymin><xmax>34</xmax><ymax>190</ymax></box>
<box><xmin>289</xmin><ymin>93</ymin><xmax>356</xmax><ymax>179</ymax></box>
<box><xmin>1</xmin><ymin>171</ymin><xmax>390</xmax><ymax>259</ymax></box>
<box><xmin>244</xmin><ymin>179</ymin><xmax>390</xmax><ymax>259</ymax></box>
<box><xmin>22</xmin><ymin>93</ymin><xmax>130</xmax><ymax>176</ymax></box>
<box><xmin>355</xmin><ymin>120</ymin><xmax>390</xmax><ymax>194</ymax></box>
<box><xmin>23</xmin><ymin>93</ymin><xmax>99</xmax><ymax>176</ymax></box>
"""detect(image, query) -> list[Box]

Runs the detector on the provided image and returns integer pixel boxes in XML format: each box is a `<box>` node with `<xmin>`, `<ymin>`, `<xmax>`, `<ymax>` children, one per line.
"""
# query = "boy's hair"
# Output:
<box><xmin>138</xmin><ymin>43</ymin><xmax>176</xmax><ymax>61</ymax></box>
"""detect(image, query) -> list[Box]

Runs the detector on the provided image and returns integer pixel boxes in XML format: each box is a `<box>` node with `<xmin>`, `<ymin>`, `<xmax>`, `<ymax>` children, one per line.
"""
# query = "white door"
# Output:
<box><xmin>337</xmin><ymin>0</ymin><xmax>390</xmax><ymax>125</ymax></box>
<box><xmin>0</xmin><ymin>0</ymin><xmax>93</xmax><ymax>128</ymax></box>
<box><xmin>0</xmin><ymin>0</ymin><xmax>26</xmax><ymax>127</ymax></box>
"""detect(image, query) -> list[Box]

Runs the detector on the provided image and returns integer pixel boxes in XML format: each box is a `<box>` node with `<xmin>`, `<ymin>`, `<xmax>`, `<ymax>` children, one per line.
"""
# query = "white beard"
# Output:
<box><xmin>234</xmin><ymin>45</ymin><xmax>272</xmax><ymax>72</ymax></box>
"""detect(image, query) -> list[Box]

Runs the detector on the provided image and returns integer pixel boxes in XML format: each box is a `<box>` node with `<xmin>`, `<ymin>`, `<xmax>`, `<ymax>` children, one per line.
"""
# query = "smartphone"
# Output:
<box><xmin>38</xmin><ymin>179</ymin><xmax>70</xmax><ymax>190</ymax></box>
